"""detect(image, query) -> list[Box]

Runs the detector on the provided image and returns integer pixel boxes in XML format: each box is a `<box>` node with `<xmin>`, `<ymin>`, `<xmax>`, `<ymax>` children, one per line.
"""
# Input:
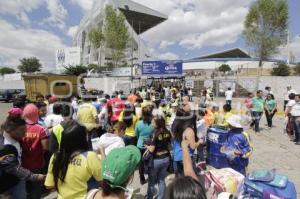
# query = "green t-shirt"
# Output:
<box><xmin>265</xmin><ymin>99</ymin><xmax>276</xmax><ymax>111</ymax></box>
<box><xmin>252</xmin><ymin>97</ymin><xmax>264</xmax><ymax>112</ymax></box>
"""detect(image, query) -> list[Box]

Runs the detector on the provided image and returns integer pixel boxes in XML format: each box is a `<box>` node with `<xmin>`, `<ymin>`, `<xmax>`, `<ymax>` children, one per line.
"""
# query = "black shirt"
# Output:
<box><xmin>152</xmin><ymin>129</ymin><xmax>172</xmax><ymax>159</ymax></box>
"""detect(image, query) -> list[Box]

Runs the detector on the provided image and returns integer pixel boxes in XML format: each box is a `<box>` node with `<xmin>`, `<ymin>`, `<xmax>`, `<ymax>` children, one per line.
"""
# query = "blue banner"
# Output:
<box><xmin>142</xmin><ymin>60</ymin><xmax>183</xmax><ymax>76</ymax></box>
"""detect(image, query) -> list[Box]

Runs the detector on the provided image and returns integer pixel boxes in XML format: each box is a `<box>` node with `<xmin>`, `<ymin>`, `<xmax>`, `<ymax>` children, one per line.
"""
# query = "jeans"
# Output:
<box><xmin>123</xmin><ymin>135</ymin><xmax>137</xmax><ymax>146</ymax></box>
<box><xmin>265</xmin><ymin>110</ymin><xmax>275</xmax><ymax>127</ymax></box>
<box><xmin>226</xmin><ymin>100</ymin><xmax>232</xmax><ymax>106</ymax></box>
<box><xmin>147</xmin><ymin>157</ymin><xmax>169</xmax><ymax>199</ymax></box>
<box><xmin>139</xmin><ymin>148</ymin><xmax>146</xmax><ymax>182</ymax></box>
<box><xmin>4</xmin><ymin>180</ymin><xmax>26</xmax><ymax>199</ymax></box>
<box><xmin>173</xmin><ymin>160</ymin><xmax>184</xmax><ymax>177</ymax></box>
<box><xmin>293</xmin><ymin>117</ymin><xmax>300</xmax><ymax>142</ymax></box>
<box><xmin>250</xmin><ymin>111</ymin><xmax>263</xmax><ymax>132</ymax></box>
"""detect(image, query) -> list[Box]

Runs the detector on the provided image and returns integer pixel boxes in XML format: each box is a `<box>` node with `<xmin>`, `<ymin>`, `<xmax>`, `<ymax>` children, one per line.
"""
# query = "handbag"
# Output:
<box><xmin>142</xmin><ymin>149</ymin><xmax>154</xmax><ymax>174</ymax></box>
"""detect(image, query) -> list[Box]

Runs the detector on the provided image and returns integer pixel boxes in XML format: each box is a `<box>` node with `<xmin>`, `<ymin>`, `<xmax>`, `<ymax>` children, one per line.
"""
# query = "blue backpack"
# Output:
<box><xmin>244</xmin><ymin>170</ymin><xmax>297</xmax><ymax>199</ymax></box>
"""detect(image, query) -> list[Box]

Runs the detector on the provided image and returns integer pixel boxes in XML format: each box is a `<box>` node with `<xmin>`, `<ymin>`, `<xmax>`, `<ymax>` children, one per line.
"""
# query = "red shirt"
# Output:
<box><xmin>21</xmin><ymin>124</ymin><xmax>48</xmax><ymax>170</ymax></box>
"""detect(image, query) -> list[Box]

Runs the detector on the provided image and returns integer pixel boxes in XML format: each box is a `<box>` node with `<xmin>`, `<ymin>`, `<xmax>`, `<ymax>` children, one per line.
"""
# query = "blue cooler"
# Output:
<box><xmin>207</xmin><ymin>127</ymin><xmax>229</xmax><ymax>168</ymax></box>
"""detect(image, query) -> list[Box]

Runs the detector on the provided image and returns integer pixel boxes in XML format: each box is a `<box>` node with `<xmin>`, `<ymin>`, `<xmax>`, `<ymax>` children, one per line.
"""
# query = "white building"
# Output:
<box><xmin>73</xmin><ymin>0</ymin><xmax>167</xmax><ymax>67</ymax></box>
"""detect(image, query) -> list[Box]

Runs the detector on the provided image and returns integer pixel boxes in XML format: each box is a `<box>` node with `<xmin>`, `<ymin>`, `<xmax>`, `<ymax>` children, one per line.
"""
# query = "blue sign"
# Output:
<box><xmin>142</xmin><ymin>60</ymin><xmax>183</xmax><ymax>76</ymax></box>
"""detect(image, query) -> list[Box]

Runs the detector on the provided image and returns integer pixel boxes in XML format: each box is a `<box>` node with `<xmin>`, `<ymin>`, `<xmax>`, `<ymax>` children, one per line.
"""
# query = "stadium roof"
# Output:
<box><xmin>189</xmin><ymin>48</ymin><xmax>251</xmax><ymax>61</ymax></box>
<box><xmin>113</xmin><ymin>0</ymin><xmax>168</xmax><ymax>34</ymax></box>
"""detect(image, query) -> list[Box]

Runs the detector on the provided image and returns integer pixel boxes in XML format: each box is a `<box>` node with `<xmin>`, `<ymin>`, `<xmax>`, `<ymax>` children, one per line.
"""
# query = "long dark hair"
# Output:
<box><xmin>142</xmin><ymin>106</ymin><xmax>153</xmax><ymax>125</ymax></box>
<box><xmin>172</xmin><ymin>109</ymin><xmax>197</xmax><ymax>142</ymax></box>
<box><xmin>167</xmin><ymin>176</ymin><xmax>207</xmax><ymax>199</ymax></box>
<box><xmin>123</xmin><ymin>104</ymin><xmax>135</xmax><ymax>127</ymax></box>
<box><xmin>153</xmin><ymin>117</ymin><xmax>170</xmax><ymax>140</ymax></box>
<box><xmin>52</xmin><ymin>122</ymin><xmax>89</xmax><ymax>190</ymax></box>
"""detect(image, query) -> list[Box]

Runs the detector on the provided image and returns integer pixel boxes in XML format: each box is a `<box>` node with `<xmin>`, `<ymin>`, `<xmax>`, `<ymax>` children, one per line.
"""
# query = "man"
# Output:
<box><xmin>250</xmin><ymin>90</ymin><xmax>264</xmax><ymax>134</ymax></box>
<box><xmin>284</xmin><ymin>86</ymin><xmax>297</xmax><ymax>111</ymax></box>
<box><xmin>290</xmin><ymin>94</ymin><xmax>300</xmax><ymax>145</ymax></box>
<box><xmin>225</xmin><ymin>87</ymin><xmax>234</xmax><ymax>106</ymax></box>
<box><xmin>264</xmin><ymin>86</ymin><xmax>273</xmax><ymax>98</ymax></box>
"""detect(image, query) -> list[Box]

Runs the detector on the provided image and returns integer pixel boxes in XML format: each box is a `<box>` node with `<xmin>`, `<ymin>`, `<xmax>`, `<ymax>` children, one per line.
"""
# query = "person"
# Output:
<box><xmin>36</xmin><ymin>102</ymin><xmax>47</xmax><ymax>127</ymax></box>
<box><xmin>203</xmin><ymin>104</ymin><xmax>214</xmax><ymax>128</ymax></box>
<box><xmin>196</xmin><ymin>109</ymin><xmax>207</xmax><ymax>163</ymax></box>
<box><xmin>135</xmin><ymin>106</ymin><xmax>154</xmax><ymax>185</ymax></box>
<box><xmin>44</xmin><ymin>103</ymin><xmax>64</xmax><ymax>130</ymax></box>
<box><xmin>221</xmin><ymin>115</ymin><xmax>252</xmax><ymax>176</ymax></box>
<box><xmin>127</xmin><ymin>91</ymin><xmax>138</xmax><ymax>105</ymax></box>
<box><xmin>0</xmin><ymin>109</ymin><xmax>45</xmax><ymax>199</ymax></box>
<box><xmin>284</xmin><ymin>86</ymin><xmax>296</xmax><ymax>111</ymax></box>
<box><xmin>44</xmin><ymin>122</ymin><xmax>102</xmax><ymax>199</ymax></box>
<box><xmin>290</xmin><ymin>94</ymin><xmax>300</xmax><ymax>145</ymax></box>
<box><xmin>92</xmin><ymin>97</ymin><xmax>101</xmax><ymax>114</ymax></box>
<box><xmin>285</xmin><ymin>93</ymin><xmax>296</xmax><ymax>137</ymax></box>
<box><xmin>145</xmin><ymin>117</ymin><xmax>172</xmax><ymax>199</ymax></box>
<box><xmin>21</xmin><ymin>104</ymin><xmax>49</xmax><ymax>199</ymax></box>
<box><xmin>212</xmin><ymin>104</ymin><xmax>220</xmax><ymax>125</ymax></box>
<box><xmin>36</xmin><ymin>94</ymin><xmax>45</xmax><ymax>103</ymax></box>
<box><xmin>119</xmin><ymin>104</ymin><xmax>138</xmax><ymax>146</ymax></box>
<box><xmin>166</xmin><ymin>137</ymin><xmax>207</xmax><ymax>199</ymax></box>
<box><xmin>220</xmin><ymin>104</ymin><xmax>233</xmax><ymax>128</ymax></box>
<box><xmin>264</xmin><ymin>94</ymin><xmax>277</xmax><ymax>129</ymax></box>
<box><xmin>199</xmin><ymin>90</ymin><xmax>207</xmax><ymax>108</ymax></box>
<box><xmin>188</xmin><ymin>88</ymin><xmax>193</xmax><ymax>102</ymax></box>
<box><xmin>77</xmin><ymin>97</ymin><xmax>99</xmax><ymax>148</ymax></box>
<box><xmin>13</xmin><ymin>99</ymin><xmax>26</xmax><ymax>110</ymax></box>
<box><xmin>71</xmin><ymin>96</ymin><xmax>79</xmax><ymax>116</ymax></box>
<box><xmin>47</xmin><ymin>96</ymin><xmax>58</xmax><ymax>114</ymax></box>
<box><xmin>225</xmin><ymin>88</ymin><xmax>234</xmax><ymax>106</ymax></box>
<box><xmin>244</xmin><ymin>93</ymin><xmax>253</xmax><ymax>122</ymax></box>
<box><xmin>96</xmin><ymin>121</ymin><xmax>126</xmax><ymax>155</ymax></box>
<box><xmin>250</xmin><ymin>90</ymin><xmax>264</xmax><ymax>134</ymax></box>
<box><xmin>171</xmin><ymin>109</ymin><xmax>203</xmax><ymax>176</ymax></box>
<box><xmin>264</xmin><ymin>86</ymin><xmax>273</xmax><ymax>98</ymax></box>
<box><xmin>85</xmin><ymin>146</ymin><xmax>141</xmax><ymax>199</ymax></box>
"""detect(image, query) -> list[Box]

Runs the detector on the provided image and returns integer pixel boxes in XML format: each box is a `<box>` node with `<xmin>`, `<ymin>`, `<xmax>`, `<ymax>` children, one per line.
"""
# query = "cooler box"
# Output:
<box><xmin>207</xmin><ymin>127</ymin><xmax>229</xmax><ymax>169</ymax></box>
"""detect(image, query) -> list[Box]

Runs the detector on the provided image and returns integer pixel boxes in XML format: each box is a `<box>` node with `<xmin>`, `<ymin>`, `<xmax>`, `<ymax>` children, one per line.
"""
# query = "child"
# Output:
<box><xmin>221</xmin><ymin>115</ymin><xmax>252</xmax><ymax>175</ymax></box>
<box><xmin>220</xmin><ymin>104</ymin><xmax>233</xmax><ymax>128</ymax></box>
<box><xmin>95</xmin><ymin>122</ymin><xmax>127</xmax><ymax>155</ymax></box>
<box><xmin>203</xmin><ymin>104</ymin><xmax>214</xmax><ymax>127</ymax></box>
<box><xmin>212</xmin><ymin>104</ymin><xmax>220</xmax><ymax>125</ymax></box>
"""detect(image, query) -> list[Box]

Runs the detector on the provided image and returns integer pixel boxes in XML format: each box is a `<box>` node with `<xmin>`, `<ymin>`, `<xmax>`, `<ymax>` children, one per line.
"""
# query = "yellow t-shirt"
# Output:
<box><xmin>213</xmin><ymin>112</ymin><xmax>219</xmax><ymax>125</ymax></box>
<box><xmin>45</xmin><ymin>152</ymin><xmax>102</xmax><ymax>199</ymax></box>
<box><xmin>77</xmin><ymin>103</ymin><xmax>98</xmax><ymax>131</ymax></box>
<box><xmin>221</xmin><ymin>112</ymin><xmax>233</xmax><ymax>127</ymax></box>
<box><xmin>119</xmin><ymin>112</ymin><xmax>138</xmax><ymax>137</ymax></box>
<box><xmin>141</xmin><ymin>100</ymin><xmax>153</xmax><ymax>108</ymax></box>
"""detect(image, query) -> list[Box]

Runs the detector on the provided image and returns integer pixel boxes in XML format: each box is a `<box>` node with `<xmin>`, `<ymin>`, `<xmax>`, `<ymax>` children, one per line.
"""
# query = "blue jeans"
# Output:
<box><xmin>5</xmin><ymin>180</ymin><xmax>26</xmax><ymax>199</ymax></box>
<box><xmin>293</xmin><ymin>117</ymin><xmax>300</xmax><ymax>142</ymax></box>
<box><xmin>173</xmin><ymin>160</ymin><xmax>183</xmax><ymax>177</ymax></box>
<box><xmin>147</xmin><ymin>157</ymin><xmax>169</xmax><ymax>199</ymax></box>
<box><xmin>251</xmin><ymin>111</ymin><xmax>263</xmax><ymax>132</ymax></box>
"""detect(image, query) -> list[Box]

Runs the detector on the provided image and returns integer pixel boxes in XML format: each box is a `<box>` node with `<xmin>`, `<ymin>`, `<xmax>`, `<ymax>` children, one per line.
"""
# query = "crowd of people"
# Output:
<box><xmin>0</xmin><ymin>83</ymin><xmax>298</xmax><ymax>199</ymax></box>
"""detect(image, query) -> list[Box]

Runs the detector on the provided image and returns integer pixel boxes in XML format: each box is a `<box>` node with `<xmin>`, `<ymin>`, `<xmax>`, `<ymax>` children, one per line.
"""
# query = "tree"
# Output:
<box><xmin>243</xmin><ymin>0</ymin><xmax>288</xmax><ymax>67</ymax></box>
<box><xmin>271</xmin><ymin>62</ymin><xmax>290</xmax><ymax>76</ymax></box>
<box><xmin>104</xmin><ymin>5</ymin><xmax>129</xmax><ymax>68</ymax></box>
<box><xmin>218</xmin><ymin>64</ymin><xmax>231</xmax><ymax>73</ymax></box>
<box><xmin>88</xmin><ymin>28</ymin><xmax>105</xmax><ymax>67</ymax></box>
<box><xmin>18</xmin><ymin>57</ymin><xmax>42</xmax><ymax>73</ymax></box>
<box><xmin>0</xmin><ymin>67</ymin><xmax>16</xmax><ymax>75</ymax></box>
<box><xmin>294</xmin><ymin>63</ymin><xmax>300</xmax><ymax>76</ymax></box>
<box><xmin>64</xmin><ymin>65</ymin><xmax>88</xmax><ymax>76</ymax></box>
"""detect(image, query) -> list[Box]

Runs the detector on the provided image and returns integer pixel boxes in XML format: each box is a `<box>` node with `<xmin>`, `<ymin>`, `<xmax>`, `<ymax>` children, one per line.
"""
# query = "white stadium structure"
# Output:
<box><xmin>72</xmin><ymin>0</ymin><xmax>167</xmax><ymax>67</ymax></box>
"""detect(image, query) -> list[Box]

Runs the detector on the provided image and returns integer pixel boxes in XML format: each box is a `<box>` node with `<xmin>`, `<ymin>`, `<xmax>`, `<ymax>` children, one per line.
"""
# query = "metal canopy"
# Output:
<box><xmin>113</xmin><ymin>0</ymin><xmax>167</xmax><ymax>34</ymax></box>
<box><xmin>190</xmin><ymin>48</ymin><xmax>251</xmax><ymax>60</ymax></box>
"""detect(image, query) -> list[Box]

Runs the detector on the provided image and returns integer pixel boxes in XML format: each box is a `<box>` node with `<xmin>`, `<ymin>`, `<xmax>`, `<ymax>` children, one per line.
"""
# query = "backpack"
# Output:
<box><xmin>0</xmin><ymin>134</ymin><xmax>20</xmax><ymax>193</ymax></box>
<box><xmin>244</xmin><ymin>170</ymin><xmax>297</xmax><ymax>199</ymax></box>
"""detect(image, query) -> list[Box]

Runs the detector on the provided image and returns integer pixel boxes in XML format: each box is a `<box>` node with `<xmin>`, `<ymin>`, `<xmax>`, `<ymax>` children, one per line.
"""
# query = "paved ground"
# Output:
<box><xmin>0</xmin><ymin>99</ymin><xmax>299</xmax><ymax>198</ymax></box>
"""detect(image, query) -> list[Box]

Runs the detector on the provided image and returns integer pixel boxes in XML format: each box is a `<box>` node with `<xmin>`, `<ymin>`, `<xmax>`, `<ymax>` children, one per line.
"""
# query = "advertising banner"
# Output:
<box><xmin>142</xmin><ymin>60</ymin><xmax>183</xmax><ymax>76</ymax></box>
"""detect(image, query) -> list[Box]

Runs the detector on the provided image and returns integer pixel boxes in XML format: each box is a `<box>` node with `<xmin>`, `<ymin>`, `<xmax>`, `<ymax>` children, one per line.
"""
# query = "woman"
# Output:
<box><xmin>264</xmin><ymin>94</ymin><xmax>277</xmax><ymax>129</ymax></box>
<box><xmin>119</xmin><ymin>104</ymin><xmax>138</xmax><ymax>146</ymax></box>
<box><xmin>0</xmin><ymin>109</ymin><xmax>45</xmax><ymax>199</ymax></box>
<box><xmin>171</xmin><ymin>109</ymin><xmax>203</xmax><ymax>176</ymax></box>
<box><xmin>86</xmin><ymin>146</ymin><xmax>141</xmax><ymax>199</ymax></box>
<box><xmin>44</xmin><ymin>122</ymin><xmax>102</xmax><ymax>199</ymax></box>
<box><xmin>145</xmin><ymin>117</ymin><xmax>172</xmax><ymax>199</ymax></box>
<box><xmin>135</xmin><ymin>106</ymin><xmax>154</xmax><ymax>184</ymax></box>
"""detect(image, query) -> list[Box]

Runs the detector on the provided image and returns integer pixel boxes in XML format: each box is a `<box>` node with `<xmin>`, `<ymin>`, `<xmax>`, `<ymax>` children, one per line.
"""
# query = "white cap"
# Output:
<box><xmin>218</xmin><ymin>192</ymin><xmax>233</xmax><ymax>199</ymax></box>
<box><xmin>227</xmin><ymin>115</ymin><xmax>243</xmax><ymax>128</ymax></box>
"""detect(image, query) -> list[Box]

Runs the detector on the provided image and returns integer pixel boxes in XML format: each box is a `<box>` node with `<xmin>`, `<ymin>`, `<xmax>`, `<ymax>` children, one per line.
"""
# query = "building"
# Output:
<box><xmin>183</xmin><ymin>48</ymin><xmax>293</xmax><ymax>77</ymax></box>
<box><xmin>73</xmin><ymin>0</ymin><xmax>167</xmax><ymax>67</ymax></box>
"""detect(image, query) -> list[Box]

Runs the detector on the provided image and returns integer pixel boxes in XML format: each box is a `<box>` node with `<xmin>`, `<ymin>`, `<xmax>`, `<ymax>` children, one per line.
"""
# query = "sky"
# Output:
<box><xmin>0</xmin><ymin>0</ymin><xmax>299</xmax><ymax>71</ymax></box>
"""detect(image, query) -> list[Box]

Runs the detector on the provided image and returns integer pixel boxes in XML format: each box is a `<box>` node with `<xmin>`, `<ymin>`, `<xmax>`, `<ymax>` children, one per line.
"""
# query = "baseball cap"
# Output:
<box><xmin>227</xmin><ymin>115</ymin><xmax>243</xmax><ymax>128</ymax></box>
<box><xmin>102</xmin><ymin>146</ymin><xmax>141</xmax><ymax>188</ymax></box>
<box><xmin>22</xmin><ymin>104</ymin><xmax>39</xmax><ymax>124</ymax></box>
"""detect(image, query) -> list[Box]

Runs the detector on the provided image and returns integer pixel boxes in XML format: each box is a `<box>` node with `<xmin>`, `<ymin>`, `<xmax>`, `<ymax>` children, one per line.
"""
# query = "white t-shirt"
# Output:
<box><xmin>225</xmin><ymin>90</ymin><xmax>233</xmax><ymax>100</ymax></box>
<box><xmin>284</xmin><ymin>89</ymin><xmax>297</xmax><ymax>101</ymax></box>
<box><xmin>94</xmin><ymin>133</ymin><xmax>125</xmax><ymax>155</ymax></box>
<box><xmin>44</xmin><ymin>114</ymin><xmax>64</xmax><ymax>128</ymax></box>
<box><xmin>188</xmin><ymin>90</ymin><xmax>193</xmax><ymax>96</ymax></box>
<box><xmin>287</xmin><ymin>100</ymin><xmax>296</xmax><ymax>108</ymax></box>
<box><xmin>291</xmin><ymin>102</ymin><xmax>300</xmax><ymax>117</ymax></box>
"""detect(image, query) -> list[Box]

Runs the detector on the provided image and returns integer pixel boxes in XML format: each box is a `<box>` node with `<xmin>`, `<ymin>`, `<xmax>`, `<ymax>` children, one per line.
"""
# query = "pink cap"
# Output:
<box><xmin>22</xmin><ymin>104</ymin><xmax>39</xmax><ymax>124</ymax></box>
<box><xmin>49</xmin><ymin>96</ymin><xmax>58</xmax><ymax>104</ymax></box>
<box><xmin>8</xmin><ymin>108</ymin><xmax>23</xmax><ymax>118</ymax></box>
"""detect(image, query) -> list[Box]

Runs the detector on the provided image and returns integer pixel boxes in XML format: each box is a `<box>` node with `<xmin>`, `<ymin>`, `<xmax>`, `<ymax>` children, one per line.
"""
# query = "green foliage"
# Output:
<box><xmin>271</xmin><ymin>62</ymin><xmax>290</xmax><ymax>76</ymax></box>
<box><xmin>218</xmin><ymin>64</ymin><xmax>231</xmax><ymax>73</ymax></box>
<box><xmin>0</xmin><ymin>67</ymin><xmax>16</xmax><ymax>75</ymax></box>
<box><xmin>88</xmin><ymin>29</ymin><xmax>104</xmax><ymax>49</ymax></box>
<box><xmin>64</xmin><ymin>65</ymin><xmax>88</xmax><ymax>76</ymax></box>
<box><xmin>294</xmin><ymin>63</ymin><xmax>300</xmax><ymax>76</ymax></box>
<box><xmin>104</xmin><ymin>5</ymin><xmax>129</xmax><ymax>67</ymax></box>
<box><xmin>18</xmin><ymin>57</ymin><xmax>42</xmax><ymax>73</ymax></box>
<box><xmin>243</xmin><ymin>0</ymin><xmax>288</xmax><ymax>66</ymax></box>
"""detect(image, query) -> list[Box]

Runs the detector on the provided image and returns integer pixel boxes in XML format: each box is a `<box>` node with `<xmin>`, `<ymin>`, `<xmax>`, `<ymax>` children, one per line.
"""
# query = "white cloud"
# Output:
<box><xmin>290</xmin><ymin>36</ymin><xmax>300</xmax><ymax>63</ymax></box>
<box><xmin>0</xmin><ymin>19</ymin><xmax>66</xmax><ymax>70</ymax></box>
<box><xmin>67</xmin><ymin>25</ymin><xmax>79</xmax><ymax>38</ymax></box>
<box><xmin>159</xmin><ymin>41</ymin><xmax>175</xmax><ymax>49</ymax></box>
<box><xmin>43</xmin><ymin>0</ymin><xmax>68</xmax><ymax>30</ymax></box>
<box><xmin>131</xmin><ymin>0</ymin><xmax>253</xmax><ymax>50</ymax></box>
<box><xmin>157</xmin><ymin>52</ymin><xmax>180</xmax><ymax>60</ymax></box>
<box><xmin>70</xmin><ymin>0</ymin><xmax>95</xmax><ymax>12</ymax></box>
